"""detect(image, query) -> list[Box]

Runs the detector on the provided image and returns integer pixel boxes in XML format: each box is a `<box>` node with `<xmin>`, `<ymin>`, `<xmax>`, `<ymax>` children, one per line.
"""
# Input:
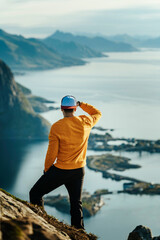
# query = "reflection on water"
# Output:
<box><xmin>0</xmin><ymin>139</ymin><xmax>46</xmax><ymax>192</ymax></box>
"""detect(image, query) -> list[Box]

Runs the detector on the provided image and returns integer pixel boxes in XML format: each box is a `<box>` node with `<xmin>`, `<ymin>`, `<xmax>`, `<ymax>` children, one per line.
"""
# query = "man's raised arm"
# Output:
<box><xmin>77</xmin><ymin>101</ymin><xmax>102</xmax><ymax>127</ymax></box>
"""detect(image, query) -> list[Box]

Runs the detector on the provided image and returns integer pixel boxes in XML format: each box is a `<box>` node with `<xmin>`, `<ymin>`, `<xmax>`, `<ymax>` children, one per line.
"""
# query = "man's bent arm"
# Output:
<box><xmin>79</xmin><ymin>102</ymin><xmax>102</xmax><ymax>127</ymax></box>
<box><xmin>44</xmin><ymin>126</ymin><xmax>59</xmax><ymax>172</ymax></box>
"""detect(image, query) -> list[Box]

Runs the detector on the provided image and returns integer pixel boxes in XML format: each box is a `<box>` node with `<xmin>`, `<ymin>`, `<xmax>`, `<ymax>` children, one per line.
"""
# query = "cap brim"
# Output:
<box><xmin>61</xmin><ymin>106</ymin><xmax>77</xmax><ymax>109</ymax></box>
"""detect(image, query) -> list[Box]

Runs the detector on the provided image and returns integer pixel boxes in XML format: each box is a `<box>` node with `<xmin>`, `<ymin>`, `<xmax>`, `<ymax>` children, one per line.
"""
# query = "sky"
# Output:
<box><xmin>0</xmin><ymin>0</ymin><xmax>160</xmax><ymax>38</ymax></box>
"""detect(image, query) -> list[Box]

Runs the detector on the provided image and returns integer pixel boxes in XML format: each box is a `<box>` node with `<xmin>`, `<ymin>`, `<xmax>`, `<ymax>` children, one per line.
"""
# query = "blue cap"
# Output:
<box><xmin>61</xmin><ymin>95</ymin><xmax>77</xmax><ymax>109</ymax></box>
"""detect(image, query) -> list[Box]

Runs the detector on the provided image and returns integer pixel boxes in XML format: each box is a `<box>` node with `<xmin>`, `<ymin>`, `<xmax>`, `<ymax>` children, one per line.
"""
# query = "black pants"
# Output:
<box><xmin>29</xmin><ymin>165</ymin><xmax>85</xmax><ymax>229</ymax></box>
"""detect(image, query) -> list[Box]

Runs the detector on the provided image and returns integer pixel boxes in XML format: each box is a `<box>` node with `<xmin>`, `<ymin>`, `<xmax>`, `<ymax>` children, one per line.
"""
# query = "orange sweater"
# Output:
<box><xmin>44</xmin><ymin>102</ymin><xmax>101</xmax><ymax>172</ymax></box>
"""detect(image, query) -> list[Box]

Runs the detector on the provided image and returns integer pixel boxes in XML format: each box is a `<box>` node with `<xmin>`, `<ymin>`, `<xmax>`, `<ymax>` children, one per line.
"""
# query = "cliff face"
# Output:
<box><xmin>0</xmin><ymin>60</ymin><xmax>50</xmax><ymax>139</ymax></box>
<box><xmin>0</xmin><ymin>189</ymin><xmax>97</xmax><ymax>240</ymax></box>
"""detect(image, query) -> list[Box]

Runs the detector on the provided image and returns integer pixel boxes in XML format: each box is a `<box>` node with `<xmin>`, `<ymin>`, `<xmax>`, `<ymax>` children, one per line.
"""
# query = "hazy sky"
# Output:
<box><xmin>0</xmin><ymin>0</ymin><xmax>160</xmax><ymax>37</ymax></box>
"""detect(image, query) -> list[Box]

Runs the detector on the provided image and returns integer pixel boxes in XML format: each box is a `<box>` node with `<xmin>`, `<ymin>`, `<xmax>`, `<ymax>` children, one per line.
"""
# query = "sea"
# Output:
<box><xmin>1</xmin><ymin>49</ymin><xmax>160</xmax><ymax>240</ymax></box>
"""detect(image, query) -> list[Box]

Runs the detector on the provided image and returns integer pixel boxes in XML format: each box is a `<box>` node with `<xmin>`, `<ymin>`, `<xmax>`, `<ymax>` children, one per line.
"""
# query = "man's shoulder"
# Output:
<box><xmin>51</xmin><ymin>119</ymin><xmax>64</xmax><ymax>129</ymax></box>
<box><xmin>78</xmin><ymin>115</ymin><xmax>93</xmax><ymax>126</ymax></box>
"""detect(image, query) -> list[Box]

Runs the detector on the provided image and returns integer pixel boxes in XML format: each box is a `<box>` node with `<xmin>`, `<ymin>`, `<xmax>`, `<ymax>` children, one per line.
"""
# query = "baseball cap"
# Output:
<box><xmin>61</xmin><ymin>95</ymin><xmax>77</xmax><ymax>109</ymax></box>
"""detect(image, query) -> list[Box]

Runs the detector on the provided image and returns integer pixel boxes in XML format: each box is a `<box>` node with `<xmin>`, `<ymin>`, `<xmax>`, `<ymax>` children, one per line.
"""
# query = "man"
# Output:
<box><xmin>29</xmin><ymin>95</ymin><xmax>101</xmax><ymax>229</ymax></box>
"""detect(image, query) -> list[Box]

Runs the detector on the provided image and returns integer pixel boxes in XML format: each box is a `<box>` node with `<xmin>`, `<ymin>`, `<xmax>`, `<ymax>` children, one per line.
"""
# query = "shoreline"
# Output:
<box><xmin>88</xmin><ymin>130</ymin><xmax>160</xmax><ymax>153</ymax></box>
<box><xmin>87</xmin><ymin>153</ymin><xmax>160</xmax><ymax>195</ymax></box>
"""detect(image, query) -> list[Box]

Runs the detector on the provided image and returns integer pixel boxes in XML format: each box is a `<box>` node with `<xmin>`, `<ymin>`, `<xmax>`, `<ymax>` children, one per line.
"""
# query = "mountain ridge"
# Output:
<box><xmin>49</xmin><ymin>30</ymin><xmax>138</xmax><ymax>52</ymax></box>
<box><xmin>0</xmin><ymin>59</ymin><xmax>51</xmax><ymax>139</ymax></box>
<box><xmin>0</xmin><ymin>29</ymin><xmax>84</xmax><ymax>70</ymax></box>
<box><xmin>106</xmin><ymin>34</ymin><xmax>160</xmax><ymax>48</ymax></box>
<box><xmin>42</xmin><ymin>37</ymin><xmax>105</xmax><ymax>58</ymax></box>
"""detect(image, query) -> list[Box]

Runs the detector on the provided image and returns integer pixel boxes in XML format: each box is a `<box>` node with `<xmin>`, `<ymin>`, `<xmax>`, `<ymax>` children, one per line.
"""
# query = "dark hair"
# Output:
<box><xmin>63</xmin><ymin>109</ymin><xmax>75</xmax><ymax>113</ymax></box>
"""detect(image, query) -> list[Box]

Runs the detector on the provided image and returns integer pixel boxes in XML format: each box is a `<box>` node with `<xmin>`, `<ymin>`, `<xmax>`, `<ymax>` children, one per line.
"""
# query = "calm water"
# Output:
<box><xmin>1</xmin><ymin>50</ymin><xmax>160</xmax><ymax>240</ymax></box>
<box><xmin>16</xmin><ymin>49</ymin><xmax>160</xmax><ymax>139</ymax></box>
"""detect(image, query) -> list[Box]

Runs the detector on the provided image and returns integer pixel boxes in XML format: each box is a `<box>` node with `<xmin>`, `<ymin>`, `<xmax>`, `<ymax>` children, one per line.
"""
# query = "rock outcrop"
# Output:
<box><xmin>0</xmin><ymin>189</ymin><xmax>70</xmax><ymax>240</ymax></box>
<box><xmin>0</xmin><ymin>60</ymin><xmax>51</xmax><ymax>139</ymax></box>
<box><xmin>128</xmin><ymin>225</ymin><xmax>160</xmax><ymax>240</ymax></box>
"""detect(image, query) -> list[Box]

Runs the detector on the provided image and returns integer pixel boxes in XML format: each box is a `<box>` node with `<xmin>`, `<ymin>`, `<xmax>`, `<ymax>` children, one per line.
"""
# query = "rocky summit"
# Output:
<box><xmin>0</xmin><ymin>189</ymin><xmax>97</xmax><ymax>240</ymax></box>
<box><xmin>0</xmin><ymin>60</ymin><xmax>50</xmax><ymax>139</ymax></box>
<box><xmin>127</xmin><ymin>225</ymin><xmax>160</xmax><ymax>240</ymax></box>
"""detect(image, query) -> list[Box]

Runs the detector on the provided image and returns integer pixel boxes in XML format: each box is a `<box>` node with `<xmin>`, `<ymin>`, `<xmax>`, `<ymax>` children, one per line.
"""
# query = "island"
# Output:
<box><xmin>120</xmin><ymin>182</ymin><xmax>160</xmax><ymax>195</ymax></box>
<box><xmin>87</xmin><ymin>153</ymin><xmax>143</xmax><ymax>183</ymax></box>
<box><xmin>87</xmin><ymin>154</ymin><xmax>140</xmax><ymax>172</ymax></box>
<box><xmin>44</xmin><ymin>191</ymin><xmax>104</xmax><ymax>217</ymax></box>
<box><xmin>87</xmin><ymin>152</ymin><xmax>160</xmax><ymax>195</ymax></box>
<box><xmin>88</xmin><ymin>131</ymin><xmax>160</xmax><ymax>153</ymax></box>
<box><xmin>17</xmin><ymin>83</ymin><xmax>59</xmax><ymax>113</ymax></box>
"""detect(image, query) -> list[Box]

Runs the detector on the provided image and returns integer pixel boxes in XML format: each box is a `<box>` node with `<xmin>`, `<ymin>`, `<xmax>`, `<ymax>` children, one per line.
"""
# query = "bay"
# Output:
<box><xmin>16</xmin><ymin>49</ymin><xmax>160</xmax><ymax>140</ymax></box>
<box><xmin>1</xmin><ymin>49</ymin><xmax>160</xmax><ymax>240</ymax></box>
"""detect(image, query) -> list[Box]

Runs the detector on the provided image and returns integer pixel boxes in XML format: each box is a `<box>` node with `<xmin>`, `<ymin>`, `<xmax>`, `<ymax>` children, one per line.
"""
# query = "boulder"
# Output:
<box><xmin>128</xmin><ymin>225</ymin><xmax>152</xmax><ymax>240</ymax></box>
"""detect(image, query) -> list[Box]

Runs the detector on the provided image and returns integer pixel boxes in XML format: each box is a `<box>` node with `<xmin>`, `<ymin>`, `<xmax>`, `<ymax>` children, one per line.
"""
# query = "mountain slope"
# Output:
<box><xmin>1</xmin><ymin>189</ymin><xmax>160</xmax><ymax>240</ymax></box>
<box><xmin>107</xmin><ymin>34</ymin><xmax>160</xmax><ymax>48</ymax></box>
<box><xmin>142</xmin><ymin>37</ymin><xmax>160</xmax><ymax>48</ymax></box>
<box><xmin>0</xmin><ymin>189</ymin><xmax>97</xmax><ymax>240</ymax></box>
<box><xmin>0</xmin><ymin>59</ymin><xmax>51</xmax><ymax>139</ymax></box>
<box><xmin>49</xmin><ymin>31</ymin><xmax>138</xmax><ymax>52</ymax></box>
<box><xmin>0</xmin><ymin>29</ymin><xmax>84</xmax><ymax>70</ymax></box>
<box><xmin>43</xmin><ymin>37</ymin><xmax>105</xmax><ymax>58</ymax></box>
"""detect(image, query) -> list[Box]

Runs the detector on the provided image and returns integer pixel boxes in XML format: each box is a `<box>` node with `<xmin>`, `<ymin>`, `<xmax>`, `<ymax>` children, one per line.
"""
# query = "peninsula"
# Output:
<box><xmin>44</xmin><ymin>192</ymin><xmax>104</xmax><ymax>217</ymax></box>
<box><xmin>17</xmin><ymin>82</ymin><xmax>59</xmax><ymax>113</ymax></box>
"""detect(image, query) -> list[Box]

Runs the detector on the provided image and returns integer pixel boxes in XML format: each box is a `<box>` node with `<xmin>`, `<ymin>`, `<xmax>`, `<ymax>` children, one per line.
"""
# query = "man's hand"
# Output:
<box><xmin>77</xmin><ymin>101</ymin><xmax>81</xmax><ymax>107</ymax></box>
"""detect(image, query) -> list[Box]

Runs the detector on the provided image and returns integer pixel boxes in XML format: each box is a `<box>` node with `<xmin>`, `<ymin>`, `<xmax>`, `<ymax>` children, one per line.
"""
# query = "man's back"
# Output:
<box><xmin>44</xmin><ymin>102</ymin><xmax>101</xmax><ymax>172</ymax></box>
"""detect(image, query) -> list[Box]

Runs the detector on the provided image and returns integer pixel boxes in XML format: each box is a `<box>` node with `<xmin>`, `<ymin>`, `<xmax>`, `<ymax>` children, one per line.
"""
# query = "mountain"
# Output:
<box><xmin>107</xmin><ymin>34</ymin><xmax>160</xmax><ymax>48</ymax></box>
<box><xmin>43</xmin><ymin>37</ymin><xmax>105</xmax><ymax>58</ymax></box>
<box><xmin>0</xmin><ymin>29</ymin><xmax>84</xmax><ymax>70</ymax></box>
<box><xmin>0</xmin><ymin>59</ymin><xmax>51</xmax><ymax>139</ymax></box>
<box><xmin>142</xmin><ymin>37</ymin><xmax>160</xmax><ymax>48</ymax></box>
<box><xmin>0</xmin><ymin>189</ymin><xmax>97</xmax><ymax>240</ymax></box>
<box><xmin>1</xmin><ymin>189</ymin><xmax>160</xmax><ymax>240</ymax></box>
<box><xmin>16</xmin><ymin>82</ymin><xmax>59</xmax><ymax>113</ymax></box>
<box><xmin>106</xmin><ymin>34</ymin><xmax>142</xmax><ymax>48</ymax></box>
<box><xmin>49</xmin><ymin>30</ymin><xmax>138</xmax><ymax>52</ymax></box>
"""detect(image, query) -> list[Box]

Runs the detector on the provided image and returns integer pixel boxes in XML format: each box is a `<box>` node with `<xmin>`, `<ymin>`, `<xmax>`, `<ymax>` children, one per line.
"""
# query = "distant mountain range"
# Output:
<box><xmin>42</xmin><ymin>37</ymin><xmax>104</xmax><ymax>58</ymax></box>
<box><xmin>0</xmin><ymin>29</ymin><xmax>84</xmax><ymax>70</ymax></box>
<box><xmin>47</xmin><ymin>30</ymin><xmax>138</xmax><ymax>53</ymax></box>
<box><xmin>0</xmin><ymin>29</ymin><xmax>140</xmax><ymax>71</ymax></box>
<box><xmin>1</xmin><ymin>29</ymin><xmax>159</xmax><ymax>71</ymax></box>
<box><xmin>107</xmin><ymin>34</ymin><xmax>160</xmax><ymax>48</ymax></box>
